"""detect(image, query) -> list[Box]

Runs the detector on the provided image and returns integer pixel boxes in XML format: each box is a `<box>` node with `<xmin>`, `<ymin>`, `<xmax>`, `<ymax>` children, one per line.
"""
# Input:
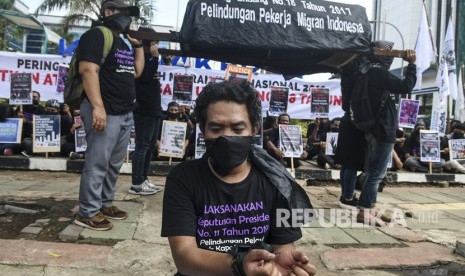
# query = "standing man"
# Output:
<box><xmin>129</xmin><ymin>27</ymin><xmax>163</xmax><ymax>195</ymax></box>
<box><xmin>357</xmin><ymin>41</ymin><xmax>416</xmax><ymax>226</ymax></box>
<box><xmin>74</xmin><ymin>0</ymin><xmax>144</xmax><ymax>231</ymax></box>
<box><xmin>162</xmin><ymin>81</ymin><xmax>316</xmax><ymax>276</ymax></box>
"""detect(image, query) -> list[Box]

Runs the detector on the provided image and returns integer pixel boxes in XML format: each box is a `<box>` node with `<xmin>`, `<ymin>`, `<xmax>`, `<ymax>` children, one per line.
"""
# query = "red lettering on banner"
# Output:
<box><xmin>330</xmin><ymin>95</ymin><xmax>342</xmax><ymax>106</ymax></box>
<box><xmin>258</xmin><ymin>91</ymin><xmax>265</xmax><ymax>101</ymax></box>
<box><xmin>0</xmin><ymin>70</ymin><xmax>8</xmax><ymax>81</ymax></box>
<box><xmin>289</xmin><ymin>93</ymin><xmax>296</xmax><ymax>104</ymax></box>
<box><xmin>162</xmin><ymin>84</ymin><xmax>172</xmax><ymax>95</ymax></box>
<box><xmin>305</xmin><ymin>96</ymin><xmax>311</xmax><ymax>105</ymax></box>
<box><xmin>195</xmin><ymin>86</ymin><xmax>202</xmax><ymax>96</ymax></box>
<box><xmin>43</xmin><ymin>73</ymin><xmax>54</xmax><ymax>85</ymax></box>
<box><xmin>301</xmin><ymin>94</ymin><xmax>307</xmax><ymax>104</ymax></box>
<box><xmin>31</xmin><ymin>73</ymin><xmax>40</xmax><ymax>84</ymax></box>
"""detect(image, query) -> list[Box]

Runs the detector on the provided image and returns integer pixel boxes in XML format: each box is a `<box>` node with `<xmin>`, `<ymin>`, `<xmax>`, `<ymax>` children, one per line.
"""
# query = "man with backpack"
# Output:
<box><xmin>341</xmin><ymin>41</ymin><xmax>417</xmax><ymax>226</ymax></box>
<box><xmin>73</xmin><ymin>0</ymin><xmax>144</xmax><ymax>231</ymax></box>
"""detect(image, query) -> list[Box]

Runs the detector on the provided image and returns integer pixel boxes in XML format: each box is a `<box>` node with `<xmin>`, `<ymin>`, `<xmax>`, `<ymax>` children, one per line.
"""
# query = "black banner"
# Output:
<box><xmin>175</xmin><ymin>0</ymin><xmax>372</xmax><ymax>75</ymax></box>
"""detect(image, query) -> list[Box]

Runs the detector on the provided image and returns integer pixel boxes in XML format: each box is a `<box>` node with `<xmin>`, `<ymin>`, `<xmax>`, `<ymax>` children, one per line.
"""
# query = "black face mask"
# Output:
<box><xmin>103</xmin><ymin>13</ymin><xmax>132</xmax><ymax>33</ymax></box>
<box><xmin>205</xmin><ymin>136</ymin><xmax>253</xmax><ymax>176</ymax></box>
<box><xmin>330</xmin><ymin>128</ymin><xmax>339</xmax><ymax>132</ymax></box>
<box><xmin>451</xmin><ymin>132</ymin><xmax>465</xmax><ymax>139</ymax></box>
<box><xmin>167</xmin><ymin>112</ymin><xmax>178</xmax><ymax>120</ymax></box>
<box><xmin>32</xmin><ymin>99</ymin><xmax>39</xmax><ymax>106</ymax></box>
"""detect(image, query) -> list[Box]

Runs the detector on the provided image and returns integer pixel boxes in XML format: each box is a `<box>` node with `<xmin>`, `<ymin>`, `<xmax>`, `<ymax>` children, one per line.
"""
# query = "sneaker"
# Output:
<box><xmin>144</xmin><ymin>180</ymin><xmax>164</xmax><ymax>191</ymax></box>
<box><xmin>338</xmin><ymin>195</ymin><xmax>359</xmax><ymax>209</ymax></box>
<box><xmin>129</xmin><ymin>181</ymin><xmax>159</xmax><ymax>195</ymax></box>
<box><xmin>100</xmin><ymin>206</ymin><xmax>128</xmax><ymax>220</ymax></box>
<box><xmin>74</xmin><ymin>212</ymin><xmax>113</xmax><ymax>231</ymax></box>
<box><xmin>21</xmin><ymin>151</ymin><xmax>32</xmax><ymax>158</ymax></box>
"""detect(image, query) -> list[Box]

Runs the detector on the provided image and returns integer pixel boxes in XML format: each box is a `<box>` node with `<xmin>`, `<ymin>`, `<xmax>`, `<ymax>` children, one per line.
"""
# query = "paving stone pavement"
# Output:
<box><xmin>0</xmin><ymin>170</ymin><xmax>465</xmax><ymax>275</ymax></box>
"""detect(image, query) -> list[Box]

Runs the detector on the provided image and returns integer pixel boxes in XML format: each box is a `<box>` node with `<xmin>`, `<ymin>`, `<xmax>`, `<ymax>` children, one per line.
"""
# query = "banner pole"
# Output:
<box><xmin>169</xmin><ymin>157</ymin><xmax>172</xmax><ymax>166</ymax></box>
<box><xmin>429</xmin><ymin>162</ymin><xmax>432</xmax><ymax>174</ymax></box>
<box><xmin>290</xmin><ymin>157</ymin><xmax>295</xmax><ymax>172</ymax></box>
<box><xmin>126</xmin><ymin>151</ymin><xmax>129</xmax><ymax>163</ymax></box>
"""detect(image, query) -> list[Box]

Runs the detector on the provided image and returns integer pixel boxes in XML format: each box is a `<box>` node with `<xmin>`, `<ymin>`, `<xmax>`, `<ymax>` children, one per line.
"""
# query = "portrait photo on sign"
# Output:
<box><xmin>310</xmin><ymin>87</ymin><xmax>330</xmax><ymax>118</ymax></box>
<box><xmin>419</xmin><ymin>130</ymin><xmax>440</xmax><ymax>163</ymax></box>
<box><xmin>398</xmin><ymin>99</ymin><xmax>420</xmax><ymax>128</ymax></box>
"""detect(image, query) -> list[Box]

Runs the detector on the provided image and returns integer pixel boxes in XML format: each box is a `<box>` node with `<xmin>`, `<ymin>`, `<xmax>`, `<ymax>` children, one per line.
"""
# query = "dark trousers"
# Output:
<box><xmin>131</xmin><ymin>113</ymin><xmax>161</xmax><ymax>185</ymax></box>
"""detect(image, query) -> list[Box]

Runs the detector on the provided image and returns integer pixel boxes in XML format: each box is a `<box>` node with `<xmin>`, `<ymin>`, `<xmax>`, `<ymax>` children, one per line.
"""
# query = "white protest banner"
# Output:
<box><xmin>0</xmin><ymin>51</ymin><xmax>70</xmax><ymax>102</ymax></box>
<box><xmin>74</xmin><ymin>116</ymin><xmax>87</xmax><ymax>153</ymax></box>
<box><xmin>0</xmin><ymin>118</ymin><xmax>23</xmax><ymax>143</ymax></box>
<box><xmin>449</xmin><ymin>139</ymin><xmax>465</xmax><ymax>161</ymax></box>
<box><xmin>159</xmin><ymin>121</ymin><xmax>187</xmax><ymax>158</ymax></box>
<box><xmin>158</xmin><ymin>66</ymin><xmax>343</xmax><ymax>120</ymax></box>
<box><xmin>33</xmin><ymin>115</ymin><xmax>61</xmax><ymax>153</ymax></box>
<box><xmin>325</xmin><ymin>132</ymin><xmax>339</xmax><ymax>155</ymax></box>
<box><xmin>279</xmin><ymin>124</ymin><xmax>303</xmax><ymax>158</ymax></box>
<box><xmin>419</xmin><ymin>130</ymin><xmax>440</xmax><ymax>163</ymax></box>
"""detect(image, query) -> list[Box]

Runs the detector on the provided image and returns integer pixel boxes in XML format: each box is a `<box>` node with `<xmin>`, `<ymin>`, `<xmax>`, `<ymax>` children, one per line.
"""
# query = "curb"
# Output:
<box><xmin>0</xmin><ymin>156</ymin><xmax>463</xmax><ymax>183</ymax></box>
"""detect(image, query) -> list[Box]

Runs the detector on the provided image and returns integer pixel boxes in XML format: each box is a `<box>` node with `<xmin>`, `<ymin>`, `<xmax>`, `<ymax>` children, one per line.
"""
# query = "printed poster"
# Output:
<box><xmin>268</xmin><ymin>86</ymin><xmax>289</xmax><ymax>116</ymax></box>
<box><xmin>10</xmin><ymin>72</ymin><xmax>32</xmax><ymax>105</ymax></box>
<box><xmin>127</xmin><ymin>125</ymin><xmax>136</xmax><ymax>151</ymax></box>
<box><xmin>311</xmin><ymin>87</ymin><xmax>330</xmax><ymax>118</ymax></box>
<box><xmin>430</xmin><ymin>109</ymin><xmax>446</xmax><ymax>136</ymax></box>
<box><xmin>0</xmin><ymin>118</ymin><xmax>23</xmax><ymax>143</ymax></box>
<box><xmin>173</xmin><ymin>74</ymin><xmax>194</xmax><ymax>106</ymax></box>
<box><xmin>224</xmin><ymin>64</ymin><xmax>253</xmax><ymax>83</ymax></box>
<box><xmin>278</xmin><ymin>124</ymin><xmax>303</xmax><ymax>158</ymax></box>
<box><xmin>74</xmin><ymin>116</ymin><xmax>87</xmax><ymax>152</ymax></box>
<box><xmin>449</xmin><ymin>139</ymin><xmax>465</xmax><ymax>161</ymax></box>
<box><xmin>33</xmin><ymin>115</ymin><xmax>60</xmax><ymax>153</ymax></box>
<box><xmin>419</xmin><ymin>130</ymin><xmax>440</xmax><ymax>163</ymax></box>
<box><xmin>398</xmin><ymin>99</ymin><xmax>420</xmax><ymax>129</ymax></box>
<box><xmin>159</xmin><ymin>121</ymin><xmax>187</xmax><ymax>158</ymax></box>
<box><xmin>56</xmin><ymin>65</ymin><xmax>69</xmax><ymax>94</ymax></box>
<box><xmin>194</xmin><ymin>124</ymin><xmax>206</xmax><ymax>159</ymax></box>
<box><xmin>325</xmin><ymin>132</ymin><xmax>339</xmax><ymax>155</ymax></box>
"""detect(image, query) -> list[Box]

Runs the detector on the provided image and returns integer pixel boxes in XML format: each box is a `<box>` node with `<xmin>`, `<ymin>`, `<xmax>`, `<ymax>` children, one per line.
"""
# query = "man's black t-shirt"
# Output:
<box><xmin>161</xmin><ymin>157</ymin><xmax>301</xmax><ymax>253</ymax></box>
<box><xmin>77</xmin><ymin>28</ymin><xmax>135</xmax><ymax>115</ymax></box>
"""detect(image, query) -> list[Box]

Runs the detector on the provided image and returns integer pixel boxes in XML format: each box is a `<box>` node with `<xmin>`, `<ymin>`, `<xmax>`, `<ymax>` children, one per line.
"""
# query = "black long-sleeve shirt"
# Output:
<box><xmin>134</xmin><ymin>55</ymin><xmax>162</xmax><ymax>117</ymax></box>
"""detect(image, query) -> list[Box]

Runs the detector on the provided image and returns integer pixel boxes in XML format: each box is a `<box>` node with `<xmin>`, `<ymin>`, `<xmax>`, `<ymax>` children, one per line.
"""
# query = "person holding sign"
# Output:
<box><xmin>161</xmin><ymin>81</ymin><xmax>316</xmax><ymax>276</ymax></box>
<box><xmin>130</xmin><ymin>27</ymin><xmax>163</xmax><ymax>196</ymax></box>
<box><xmin>74</xmin><ymin>0</ymin><xmax>144</xmax><ymax>231</ymax></box>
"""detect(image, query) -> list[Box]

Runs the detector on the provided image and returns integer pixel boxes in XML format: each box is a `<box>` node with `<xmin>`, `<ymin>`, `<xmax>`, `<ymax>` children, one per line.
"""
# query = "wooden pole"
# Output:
<box><xmin>429</xmin><ymin>162</ymin><xmax>433</xmax><ymax>174</ymax></box>
<box><xmin>45</xmin><ymin>152</ymin><xmax>48</xmax><ymax>159</ymax></box>
<box><xmin>169</xmin><ymin>157</ymin><xmax>172</xmax><ymax>166</ymax></box>
<box><xmin>290</xmin><ymin>157</ymin><xmax>295</xmax><ymax>172</ymax></box>
<box><xmin>126</xmin><ymin>151</ymin><xmax>129</xmax><ymax>163</ymax></box>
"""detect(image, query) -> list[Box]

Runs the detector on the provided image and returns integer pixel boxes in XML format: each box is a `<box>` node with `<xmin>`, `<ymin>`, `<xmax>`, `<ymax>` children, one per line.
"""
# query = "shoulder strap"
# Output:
<box><xmin>95</xmin><ymin>26</ymin><xmax>114</xmax><ymax>65</ymax></box>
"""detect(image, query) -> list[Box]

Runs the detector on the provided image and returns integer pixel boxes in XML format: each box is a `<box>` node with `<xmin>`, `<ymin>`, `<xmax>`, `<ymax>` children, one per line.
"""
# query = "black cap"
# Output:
<box><xmin>101</xmin><ymin>0</ymin><xmax>140</xmax><ymax>17</ymax></box>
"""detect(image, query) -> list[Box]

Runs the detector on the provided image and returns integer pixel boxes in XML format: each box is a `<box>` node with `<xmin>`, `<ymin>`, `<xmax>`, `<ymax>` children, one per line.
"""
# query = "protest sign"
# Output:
<box><xmin>57</xmin><ymin>65</ymin><xmax>69</xmax><ymax>94</ymax></box>
<box><xmin>74</xmin><ymin>116</ymin><xmax>87</xmax><ymax>153</ymax></box>
<box><xmin>159</xmin><ymin>121</ymin><xmax>187</xmax><ymax>158</ymax></box>
<box><xmin>311</xmin><ymin>87</ymin><xmax>330</xmax><ymax>118</ymax></box>
<box><xmin>127</xmin><ymin>125</ymin><xmax>136</xmax><ymax>151</ymax></box>
<box><xmin>449</xmin><ymin>139</ymin><xmax>465</xmax><ymax>161</ymax></box>
<box><xmin>268</xmin><ymin>86</ymin><xmax>289</xmax><ymax>116</ymax></box>
<box><xmin>398</xmin><ymin>99</ymin><xmax>420</xmax><ymax>128</ymax></box>
<box><xmin>225</xmin><ymin>64</ymin><xmax>253</xmax><ymax>83</ymax></box>
<box><xmin>10</xmin><ymin>72</ymin><xmax>32</xmax><ymax>105</ymax></box>
<box><xmin>419</xmin><ymin>130</ymin><xmax>440</xmax><ymax>163</ymax></box>
<box><xmin>33</xmin><ymin>115</ymin><xmax>60</xmax><ymax>153</ymax></box>
<box><xmin>430</xmin><ymin>109</ymin><xmax>446</xmax><ymax>136</ymax></box>
<box><xmin>173</xmin><ymin>74</ymin><xmax>194</xmax><ymax>106</ymax></box>
<box><xmin>194</xmin><ymin>124</ymin><xmax>206</xmax><ymax>159</ymax></box>
<box><xmin>0</xmin><ymin>118</ymin><xmax>23</xmax><ymax>143</ymax></box>
<box><xmin>279</xmin><ymin>124</ymin><xmax>303</xmax><ymax>158</ymax></box>
<box><xmin>325</xmin><ymin>132</ymin><xmax>339</xmax><ymax>155</ymax></box>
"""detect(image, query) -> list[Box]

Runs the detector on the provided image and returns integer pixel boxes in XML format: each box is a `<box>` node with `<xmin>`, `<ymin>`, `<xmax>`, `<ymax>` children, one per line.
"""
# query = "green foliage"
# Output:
<box><xmin>291</xmin><ymin>119</ymin><xmax>313</xmax><ymax>138</ymax></box>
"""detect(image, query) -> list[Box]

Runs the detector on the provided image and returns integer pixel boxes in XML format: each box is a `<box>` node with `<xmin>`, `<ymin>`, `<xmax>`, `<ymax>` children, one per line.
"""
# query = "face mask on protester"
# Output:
<box><xmin>103</xmin><ymin>13</ymin><xmax>132</xmax><ymax>33</ymax></box>
<box><xmin>167</xmin><ymin>112</ymin><xmax>179</xmax><ymax>120</ymax></box>
<box><xmin>32</xmin><ymin>99</ymin><xmax>39</xmax><ymax>106</ymax></box>
<box><xmin>451</xmin><ymin>131</ymin><xmax>465</xmax><ymax>139</ymax></box>
<box><xmin>330</xmin><ymin>127</ymin><xmax>339</xmax><ymax>132</ymax></box>
<box><xmin>205</xmin><ymin>136</ymin><xmax>253</xmax><ymax>176</ymax></box>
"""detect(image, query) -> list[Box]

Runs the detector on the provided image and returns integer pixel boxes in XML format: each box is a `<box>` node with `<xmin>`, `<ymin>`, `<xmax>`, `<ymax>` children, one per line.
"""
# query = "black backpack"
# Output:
<box><xmin>64</xmin><ymin>26</ymin><xmax>114</xmax><ymax>109</ymax></box>
<box><xmin>349</xmin><ymin>64</ymin><xmax>389</xmax><ymax>132</ymax></box>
